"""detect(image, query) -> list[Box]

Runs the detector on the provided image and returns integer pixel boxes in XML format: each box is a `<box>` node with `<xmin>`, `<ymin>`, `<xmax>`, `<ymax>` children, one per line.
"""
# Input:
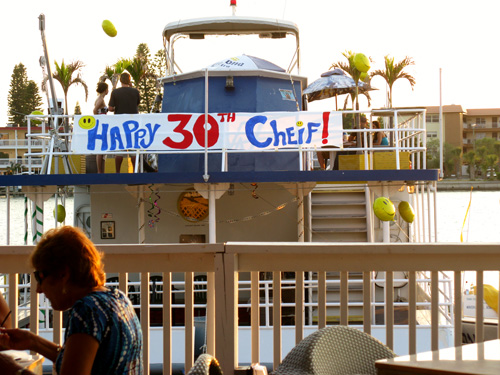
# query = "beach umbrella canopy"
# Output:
<box><xmin>303</xmin><ymin>68</ymin><xmax>376</xmax><ymax>105</ymax></box>
<box><xmin>207</xmin><ymin>54</ymin><xmax>286</xmax><ymax>72</ymax></box>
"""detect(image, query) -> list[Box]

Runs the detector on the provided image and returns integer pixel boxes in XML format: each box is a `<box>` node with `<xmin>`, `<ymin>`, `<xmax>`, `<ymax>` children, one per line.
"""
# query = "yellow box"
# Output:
<box><xmin>338</xmin><ymin>154</ymin><xmax>370</xmax><ymax>170</ymax></box>
<box><xmin>373</xmin><ymin>151</ymin><xmax>410</xmax><ymax>170</ymax></box>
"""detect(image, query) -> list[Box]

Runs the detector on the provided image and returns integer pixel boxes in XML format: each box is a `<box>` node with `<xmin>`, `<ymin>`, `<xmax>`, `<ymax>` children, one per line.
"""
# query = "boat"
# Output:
<box><xmin>0</xmin><ymin>3</ymin><xmax>464</xmax><ymax>373</ymax></box>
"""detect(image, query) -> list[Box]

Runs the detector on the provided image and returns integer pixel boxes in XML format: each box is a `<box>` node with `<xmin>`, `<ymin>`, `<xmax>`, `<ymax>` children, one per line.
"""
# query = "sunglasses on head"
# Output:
<box><xmin>33</xmin><ymin>270</ymin><xmax>50</xmax><ymax>285</ymax></box>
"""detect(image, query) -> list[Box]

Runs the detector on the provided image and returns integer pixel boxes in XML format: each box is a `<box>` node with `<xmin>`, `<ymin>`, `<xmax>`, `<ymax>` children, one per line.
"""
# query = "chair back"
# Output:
<box><xmin>187</xmin><ymin>353</ymin><xmax>223</xmax><ymax>375</ymax></box>
<box><xmin>273</xmin><ymin>325</ymin><xmax>396</xmax><ymax>375</ymax></box>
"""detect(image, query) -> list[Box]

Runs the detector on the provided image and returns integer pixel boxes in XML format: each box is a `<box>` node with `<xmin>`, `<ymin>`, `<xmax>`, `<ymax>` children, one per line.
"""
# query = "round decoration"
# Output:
<box><xmin>177</xmin><ymin>189</ymin><xmax>209</xmax><ymax>222</ymax></box>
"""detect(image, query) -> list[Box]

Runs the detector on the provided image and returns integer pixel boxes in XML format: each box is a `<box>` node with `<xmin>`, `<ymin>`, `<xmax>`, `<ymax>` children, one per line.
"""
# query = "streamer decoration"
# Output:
<box><xmin>147</xmin><ymin>184</ymin><xmax>162</xmax><ymax>228</ymax></box>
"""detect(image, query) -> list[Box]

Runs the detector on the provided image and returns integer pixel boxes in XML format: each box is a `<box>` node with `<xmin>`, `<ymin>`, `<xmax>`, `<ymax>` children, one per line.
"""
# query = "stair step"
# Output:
<box><xmin>312</xmin><ymin>228</ymin><xmax>367</xmax><ymax>233</ymax></box>
<box><xmin>312</xmin><ymin>213</ymin><xmax>366</xmax><ymax>219</ymax></box>
<box><xmin>312</xmin><ymin>200</ymin><xmax>366</xmax><ymax>206</ymax></box>
<box><xmin>310</xmin><ymin>186</ymin><xmax>368</xmax><ymax>243</ymax></box>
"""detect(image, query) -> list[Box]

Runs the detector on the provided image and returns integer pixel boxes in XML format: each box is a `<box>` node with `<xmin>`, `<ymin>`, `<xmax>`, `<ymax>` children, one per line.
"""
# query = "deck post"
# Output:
<box><xmin>215</xmin><ymin>251</ymin><xmax>237</xmax><ymax>375</ymax></box>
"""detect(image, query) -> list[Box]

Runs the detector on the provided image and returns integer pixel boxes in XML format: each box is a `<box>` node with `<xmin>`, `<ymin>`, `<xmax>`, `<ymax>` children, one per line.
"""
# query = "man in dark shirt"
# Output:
<box><xmin>108</xmin><ymin>72</ymin><xmax>140</xmax><ymax>172</ymax></box>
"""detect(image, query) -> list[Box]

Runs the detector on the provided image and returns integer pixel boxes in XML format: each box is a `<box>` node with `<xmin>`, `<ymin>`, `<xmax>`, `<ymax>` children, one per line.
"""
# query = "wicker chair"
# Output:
<box><xmin>187</xmin><ymin>353</ymin><xmax>223</xmax><ymax>375</ymax></box>
<box><xmin>272</xmin><ymin>326</ymin><xmax>396</xmax><ymax>375</ymax></box>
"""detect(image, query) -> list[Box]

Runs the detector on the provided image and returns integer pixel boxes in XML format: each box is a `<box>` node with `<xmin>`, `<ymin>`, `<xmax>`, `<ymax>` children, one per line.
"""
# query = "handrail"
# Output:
<box><xmin>23</xmin><ymin>109</ymin><xmax>427</xmax><ymax>173</ymax></box>
<box><xmin>1</xmin><ymin>243</ymin><xmax>498</xmax><ymax>375</ymax></box>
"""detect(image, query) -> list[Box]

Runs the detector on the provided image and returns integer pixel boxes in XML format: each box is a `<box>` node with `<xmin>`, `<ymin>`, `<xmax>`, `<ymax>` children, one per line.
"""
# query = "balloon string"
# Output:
<box><xmin>460</xmin><ymin>186</ymin><xmax>473</xmax><ymax>242</ymax></box>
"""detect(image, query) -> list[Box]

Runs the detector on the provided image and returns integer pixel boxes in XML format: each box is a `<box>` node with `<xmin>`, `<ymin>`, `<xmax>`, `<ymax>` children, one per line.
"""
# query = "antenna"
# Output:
<box><xmin>230</xmin><ymin>0</ymin><xmax>237</xmax><ymax>16</ymax></box>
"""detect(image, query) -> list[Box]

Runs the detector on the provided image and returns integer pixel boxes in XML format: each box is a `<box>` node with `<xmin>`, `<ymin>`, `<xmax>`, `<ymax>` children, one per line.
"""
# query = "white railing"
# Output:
<box><xmin>1</xmin><ymin>243</ymin><xmax>499</xmax><ymax>375</ymax></box>
<box><xmin>0</xmin><ymin>140</ymin><xmax>43</xmax><ymax>148</ymax></box>
<box><xmin>0</xmin><ymin>158</ymin><xmax>43</xmax><ymax>169</ymax></box>
<box><xmin>23</xmin><ymin>109</ymin><xmax>427</xmax><ymax>173</ymax></box>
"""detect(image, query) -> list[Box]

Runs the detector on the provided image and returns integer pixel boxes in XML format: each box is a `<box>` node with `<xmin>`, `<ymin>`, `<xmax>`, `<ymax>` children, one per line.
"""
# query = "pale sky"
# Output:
<box><xmin>1</xmin><ymin>0</ymin><xmax>498</xmax><ymax>125</ymax></box>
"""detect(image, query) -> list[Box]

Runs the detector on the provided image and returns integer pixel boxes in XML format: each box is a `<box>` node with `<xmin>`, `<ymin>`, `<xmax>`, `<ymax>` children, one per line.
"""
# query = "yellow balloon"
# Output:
<box><xmin>30</xmin><ymin>110</ymin><xmax>44</xmax><ymax>125</ymax></box>
<box><xmin>398</xmin><ymin>201</ymin><xmax>415</xmax><ymax>223</ymax></box>
<box><xmin>353</xmin><ymin>53</ymin><xmax>370</xmax><ymax>73</ymax></box>
<box><xmin>373</xmin><ymin>197</ymin><xmax>395</xmax><ymax>221</ymax></box>
<box><xmin>102</xmin><ymin>20</ymin><xmax>117</xmax><ymax>37</ymax></box>
<box><xmin>53</xmin><ymin>204</ymin><xmax>66</xmax><ymax>223</ymax></box>
<box><xmin>472</xmin><ymin>284</ymin><xmax>499</xmax><ymax>313</ymax></box>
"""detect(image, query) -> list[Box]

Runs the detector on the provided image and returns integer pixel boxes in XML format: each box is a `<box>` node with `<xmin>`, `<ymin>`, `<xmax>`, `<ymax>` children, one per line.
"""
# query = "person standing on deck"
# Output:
<box><xmin>108</xmin><ymin>72</ymin><xmax>140</xmax><ymax>173</ymax></box>
<box><xmin>93</xmin><ymin>82</ymin><xmax>109</xmax><ymax>173</ymax></box>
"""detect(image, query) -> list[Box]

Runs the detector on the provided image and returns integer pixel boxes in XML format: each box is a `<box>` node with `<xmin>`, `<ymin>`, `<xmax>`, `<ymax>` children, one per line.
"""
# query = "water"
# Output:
<box><xmin>436</xmin><ymin>190</ymin><xmax>500</xmax><ymax>243</ymax></box>
<box><xmin>0</xmin><ymin>194</ymin><xmax>74</xmax><ymax>245</ymax></box>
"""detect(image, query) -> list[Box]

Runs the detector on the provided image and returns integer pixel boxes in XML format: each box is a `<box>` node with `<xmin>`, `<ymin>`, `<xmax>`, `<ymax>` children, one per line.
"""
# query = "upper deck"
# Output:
<box><xmin>0</xmin><ymin>108</ymin><xmax>438</xmax><ymax>187</ymax></box>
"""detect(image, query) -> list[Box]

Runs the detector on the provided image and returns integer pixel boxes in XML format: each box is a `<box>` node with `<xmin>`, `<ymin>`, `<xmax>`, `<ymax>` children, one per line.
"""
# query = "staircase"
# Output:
<box><xmin>309</xmin><ymin>184</ymin><xmax>371</xmax><ymax>243</ymax></box>
<box><xmin>306</xmin><ymin>184</ymin><xmax>372</xmax><ymax>322</ymax></box>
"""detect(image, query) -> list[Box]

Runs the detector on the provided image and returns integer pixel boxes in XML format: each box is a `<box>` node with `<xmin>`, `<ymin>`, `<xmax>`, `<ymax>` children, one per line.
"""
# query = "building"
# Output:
<box><xmin>0</xmin><ymin>125</ymin><xmax>43</xmax><ymax>174</ymax></box>
<box><xmin>462</xmin><ymin>108</ymin><xmax>500</xmax><ymax>153</ymax></box>
<box><xmin>425</xmin><ymin>105</ymin><xmax>465</xmax><ymax>149</ymax></box>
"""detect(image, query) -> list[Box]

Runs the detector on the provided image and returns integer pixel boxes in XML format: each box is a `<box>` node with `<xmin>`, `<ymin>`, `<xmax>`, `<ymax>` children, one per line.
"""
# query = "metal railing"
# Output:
<box><xmin>1</xmin><ymin>243</ymin><xmax>499</xmax><ymax>375</ymax></box>
<box><xmin>23</xmin><ymin>109</ymin><xmax>428</xmax><ymax>173</ymax></box>
<box><xmin>0</xmin><ymin>158</ymin><xmax>43</xmax><ymax>169</ymax></box>
<box><xmin>0</xmin><ymin>140</ymin><xmax>43</xmax><ymax>148</ymax></box>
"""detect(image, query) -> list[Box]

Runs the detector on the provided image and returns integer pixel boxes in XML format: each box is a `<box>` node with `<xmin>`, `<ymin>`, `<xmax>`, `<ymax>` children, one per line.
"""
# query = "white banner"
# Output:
<box><xmin>72</xmin><ymin>112</ymin><xmax>343</xmax><ymax>154</ymax></box>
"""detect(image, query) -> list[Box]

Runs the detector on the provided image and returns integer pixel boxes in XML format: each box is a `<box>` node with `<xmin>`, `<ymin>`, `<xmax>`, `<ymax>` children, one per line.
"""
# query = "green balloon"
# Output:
<box><xmin>53</xmin><ymin>204</ymin><xmax>66</xmax><ymax>223</ymax></box>
<box><xmin>30</xmin><ymin>110</ymin><xmax>44</xmax><ymax>125</ymax></box>
<box><xmin>398</xmin><ymin>201</ymin><xmax>415</xmax><ymax>223</ymax></box>
<box><xmin>373</xmin><ymin>197</ymin><xmax>395</xmax><ymax>221</ymax></box>
<box><xmin>353</xmin><ymin>53</ymin><xmax>370</xmax><ymax>73</ymax></box>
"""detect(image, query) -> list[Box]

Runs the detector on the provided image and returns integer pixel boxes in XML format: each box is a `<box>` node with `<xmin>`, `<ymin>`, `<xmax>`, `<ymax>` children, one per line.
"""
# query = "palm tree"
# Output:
<box><xmin>330</xmin><ymin>50</ymin><xmax>365</xmax><ymax>111</ymax></box>
<box><xmin>126</xmin><ymin>56</ymin><xmax>159</xmax><ymax>112</ymax></box>
<box><xmin>43</xmin><ymin>60</ymin><xmax>88</xmax><ymax>116</ymax></box>
<box><xmin>125</xmin><ymin>57</ymin><xmax>148</xmax><ymax>87</ymax></box>
<box><xmin>100</xmin><ymin>60</ymin><xmax>130</xmax><ymax>90</ymax></box>
<box><xmin>463</xmin><ymin>151</ymin><xmax>477</xmax><ymax>179</ymax></box>
<box><xmin>371</xmin><ymin>55</ymin><xmax>415</xmax><ymax>108</ymax></box>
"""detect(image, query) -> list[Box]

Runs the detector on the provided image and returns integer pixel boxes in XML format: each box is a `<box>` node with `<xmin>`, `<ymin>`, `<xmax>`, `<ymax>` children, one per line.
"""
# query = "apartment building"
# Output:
<box><xmin>424</xmin><ymin>105</ymin><xmax>500</xmax><ymax>154</ymax></box>
<box><xmin>0</xmin><ymin>126</ymin><xmax>43</xmax><ymax>174</ymax></box>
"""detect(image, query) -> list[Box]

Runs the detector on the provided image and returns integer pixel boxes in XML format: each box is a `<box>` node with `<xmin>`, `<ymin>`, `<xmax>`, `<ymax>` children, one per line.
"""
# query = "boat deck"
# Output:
<box><xmin>1</xmin><ymin>169</ymin><xmax>439</xmax><ymax>187</ymax></box>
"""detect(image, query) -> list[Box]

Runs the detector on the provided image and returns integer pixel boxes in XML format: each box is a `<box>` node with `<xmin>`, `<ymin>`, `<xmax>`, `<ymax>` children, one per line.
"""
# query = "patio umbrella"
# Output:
<box><xmin>207</xmin><ymin>54</ymin><xmax>285</xmax><ymax>72</ymax></box>
<box><xmin>303</xmin><ymin>68</ymin><xmax>376</xmax><ymax>110</ymax></box>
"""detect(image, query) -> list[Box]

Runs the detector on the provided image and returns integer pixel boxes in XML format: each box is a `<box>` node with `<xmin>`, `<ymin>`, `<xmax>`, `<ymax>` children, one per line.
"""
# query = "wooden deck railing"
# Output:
<box><xmin>1</xmin><ymin>242</ymin><xmax>500</xmax><ymax>375</ymax></box>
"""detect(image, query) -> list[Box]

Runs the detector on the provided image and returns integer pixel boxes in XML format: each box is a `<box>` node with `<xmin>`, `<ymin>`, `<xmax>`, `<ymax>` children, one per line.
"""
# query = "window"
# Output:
<box><xmin>426</xmin><ymin>114</ymin><xmax>439</xmax><ymax>123</ymax></box>
<box><xmin>493</xmin><ymin>117</ymin><xmax>498</xmax><ymax>128</ymax></box>
<box><xmin>476</xmin><ymin>118</ymin><xmax>486</xmax><ymax>127</ymax></box>
<box><xmin>427</xmin><ymin>132</ymin><xmax>438</xmax><ymax>138</ymax></box>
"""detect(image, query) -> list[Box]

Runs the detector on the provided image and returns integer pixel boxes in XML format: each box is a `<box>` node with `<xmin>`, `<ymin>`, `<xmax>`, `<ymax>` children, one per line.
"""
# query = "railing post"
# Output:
<box><xmin>215</xmin><ymin>251</ymin><xmax>237</xmax><ymax>375</ymax></box>
<box><xmin>272</xmin><ymin>271</ymin><xmax>282</xmax><ymax>370</ymax></box>
<box><xmin>185</xmin><ymin>272</ymin><xmax>194</xmax><ymax>373</ymax></box>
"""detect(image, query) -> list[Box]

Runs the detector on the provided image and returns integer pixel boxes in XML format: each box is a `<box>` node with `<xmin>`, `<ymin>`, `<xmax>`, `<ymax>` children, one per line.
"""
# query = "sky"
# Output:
<box><xmin>1</xmin><ymin>0</ymin><xmax>499</xmax><ymax>125</ymax></box>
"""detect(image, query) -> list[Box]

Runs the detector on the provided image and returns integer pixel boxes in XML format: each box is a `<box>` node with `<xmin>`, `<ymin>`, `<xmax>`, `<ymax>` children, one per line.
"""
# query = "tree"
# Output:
<box><xmin>6</xmin><ymin>161</ymin><xmax>22</xmax><ymax>175</ymax></box>
<box><xmin>25</xmin><ymin>81</ymin><xmax>43</xmax><ymax>117</ymax></box>
<box><xmin>43</xmin><ymin>60</ymin><xmax>88</xmax><ymax>116</ymax></box>
<box><xmin>130</xmin><ymin>43</ymin><xmax>159</xmax><ymax>113</ymax></box>
<box><xmin>149</xmin><ymin>49</ymin><xmax>166</xmax><ymax>112</ymax></box>
<box><xmin>7</xmin><ymin>64</ymin><xmax>43</xmax><ymax>126</ymax></box>
<box><xmin>100</xmin><ymin>60</ymin><xmax>130</xmax><ymax>90</ymax></box>
<box><xmin>462</xmin><ymin>150</ymin><xmax>478</xmax><ymax>179</ymax></box>
<box><xmin>474</xmin><ymin>138</ymin><xmax>500</xmax><ymax>178</ymax></box>
<box><xmin>444</xmin><ymin>143</ymin><xmax>462</xmax><ymax>177</ymax></box>
<box><xmin>330</xmin><ymin>51</ymin><xmax>365</xmax><ymax>111</ymax></box>
<box><xmin>426</xmin><ymin>139</ymin><xmax>461</xmax><ymax>176</ymax></box>
<box><xmin>74</xmin><ymin>101</ymin><xmax>82</xmax><ymax>115</ymax></box>
<box><xmin>371</xmin><ymin>55</ymin><xmax>416</xmax><ymax>108</ymax></box>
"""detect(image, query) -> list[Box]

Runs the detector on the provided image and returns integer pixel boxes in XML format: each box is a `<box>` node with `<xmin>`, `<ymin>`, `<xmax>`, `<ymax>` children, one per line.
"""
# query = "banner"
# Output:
<box><xmin>72</xmin><ymin>111</ymin><xmax>343</xmax><ymax>154</ymax></box>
